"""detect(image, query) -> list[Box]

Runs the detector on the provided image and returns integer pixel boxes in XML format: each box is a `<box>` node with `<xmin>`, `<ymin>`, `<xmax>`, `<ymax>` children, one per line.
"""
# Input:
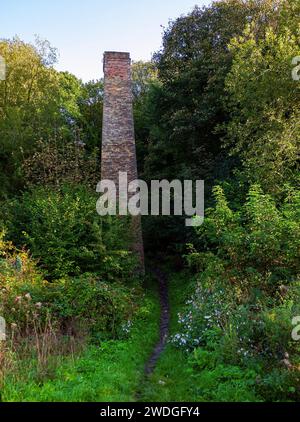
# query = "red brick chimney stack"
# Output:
<box><xmin>101</xmin><ymin>51</ymin><xmax>145</xmax><ymax>272</ymax></box>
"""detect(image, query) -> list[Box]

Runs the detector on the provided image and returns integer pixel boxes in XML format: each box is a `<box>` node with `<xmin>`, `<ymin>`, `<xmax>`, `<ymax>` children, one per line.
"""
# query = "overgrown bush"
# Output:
<box><xmin>189</xmin><ymin>349</ymin><xmax>258</xmax><ymax>402</ymax></box>
<box><xmin>1</xmin><ymin>184</ymin><xmax>135</xmax><ymax>280</ymax></box>
<box><xmin>174</xmin><ymin>184</ymin><xmax>300</xmax><ymax>401</ymax></box>
<box><xmin>0</xmin><ymin>232</ymin><xmax>139</xmax><ymax>339</ymax></box>
<box><xmin>22</xmin><ymin>138</ymin><xmax>100</xmax><ymax>189</ymax></box>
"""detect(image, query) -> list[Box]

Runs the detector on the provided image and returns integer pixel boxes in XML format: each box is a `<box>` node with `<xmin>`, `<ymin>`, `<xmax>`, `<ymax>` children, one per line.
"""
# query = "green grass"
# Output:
<box><xmin>1</xmin><ymin>280</ymin><xmax>160</xmax><ymax>402</ymax></box>
<box><xmin>2</xmin><ymin>270</ymin><xmax>261</xmax><ymax>402</ymax></box>
<box><xmin>138</xmin><ymin>271</ymin><xmax>260</xmax><ymax>402</ymax></box>
<box><xmin>138</xmin><ymin>270</ymin><xmax>195</xmax><ymax>401</ymax></box>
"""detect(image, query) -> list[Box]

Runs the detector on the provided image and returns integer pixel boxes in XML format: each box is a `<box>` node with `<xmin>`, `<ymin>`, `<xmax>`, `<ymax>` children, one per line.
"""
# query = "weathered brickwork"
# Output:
<box><xmin>101</xmin><ymin>51</ymin><xmax>144</xmax><ymax>272</ymax></box>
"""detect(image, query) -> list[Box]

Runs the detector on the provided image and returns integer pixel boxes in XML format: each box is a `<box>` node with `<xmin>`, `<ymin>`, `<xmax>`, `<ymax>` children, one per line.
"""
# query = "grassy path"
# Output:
<box><xmin>139</xmin><ymin>272</ymin><xmax>262</xmax><ymax>402</ymax></box>
<box><xmin>137</xmin><ymin>271</ymin><xmax>196</xmax><ymax>402</ymax></box>
<box><xmin>144</xmin><ymin>268</ymin><xmax>170</xmax><ymax>375</ymax></box>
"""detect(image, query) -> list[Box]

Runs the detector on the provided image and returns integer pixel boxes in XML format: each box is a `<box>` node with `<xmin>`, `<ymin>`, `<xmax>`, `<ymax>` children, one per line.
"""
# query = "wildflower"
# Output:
<box><xmin>25</xmin><ymin>293</ymin><xmax>31</xmax><ymax>301</ymax></box>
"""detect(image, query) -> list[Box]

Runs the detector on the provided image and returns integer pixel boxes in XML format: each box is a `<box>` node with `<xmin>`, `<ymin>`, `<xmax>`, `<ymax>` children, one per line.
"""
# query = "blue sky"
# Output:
<box><xmin>0</xmin><ymin>0</ymin><xmax>211</xmax><ymax>81</ymax></box>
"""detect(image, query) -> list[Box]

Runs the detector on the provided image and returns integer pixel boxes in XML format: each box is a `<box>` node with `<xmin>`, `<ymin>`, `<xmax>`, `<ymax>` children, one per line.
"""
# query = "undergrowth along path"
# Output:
<box><xmin>144</xmin><ymin>268</ymin><xmax>170</xmax><ymax>375</ymax></box>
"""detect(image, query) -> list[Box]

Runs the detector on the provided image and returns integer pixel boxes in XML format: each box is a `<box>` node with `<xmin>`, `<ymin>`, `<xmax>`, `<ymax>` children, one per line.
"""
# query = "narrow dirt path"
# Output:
<box><xmin>144</xmin><ymin>268</ymin><xmax>170</xmax><ymax>375</ymax></box>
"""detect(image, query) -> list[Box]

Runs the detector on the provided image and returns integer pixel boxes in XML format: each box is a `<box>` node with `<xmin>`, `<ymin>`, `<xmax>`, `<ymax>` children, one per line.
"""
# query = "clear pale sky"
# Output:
<box><xmin>0</xmin><ymin>0</ymin><xmax>211</xmax><ymax>81</ymax></box>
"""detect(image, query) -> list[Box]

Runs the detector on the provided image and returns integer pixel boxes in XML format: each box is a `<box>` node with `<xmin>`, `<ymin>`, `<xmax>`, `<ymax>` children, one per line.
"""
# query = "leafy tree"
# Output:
<box><xmin>143</xmin><ymin>1</ymin><xmax>279</xmax><ymax>184</ymax></box>
<box><xmin>131</xmin><ymin>61</ymin><xmax>158</xmax><ymax>175</ymax></box>
<box><xmin>132</xmin><ymin>61</ymin><xmax>157</xmax><ymax>99</ymax></box>
<box><xmin>224</xmin><ymin>0</ymin><xmax>300</xmax><ymax>195</ymax></box>
<box><xmin>22</xmin><ymin>137</ymin><xmax>99</xmax><ymax>188</ymax></box>
<box><xmin>0</xmin><ymin>37</ymin><xmax>92</xmax><ymax>197</ymax></box>
<box><xmin>77</xmin><ymin>79</ymin><xmax>104</xmax><ymax>151</ymax></box>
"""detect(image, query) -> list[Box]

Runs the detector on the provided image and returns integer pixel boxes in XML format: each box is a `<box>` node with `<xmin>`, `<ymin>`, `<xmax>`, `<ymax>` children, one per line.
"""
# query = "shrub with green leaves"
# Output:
<box><xmin>0</xmin><ymin>231</ymin><xmax>139</xmax><ymax>340</ymax></box>
<box><xmin>174</xmin><ymin>184</ymin><xmax>300</xmax><ymax>400</ymax></box>
<box><xmin>189</xmin><ymin>184</ymin><xmax>300</xmax><ymax>291</ymax></box>
<box><xmin>189</xmin><ymin>349</ymin><xmax>259</xmax><ymax>402</ymax></box>
<box><xmin>1</xmin><ymin>184</ymin><xmax>135</xmax><ymax>280</ymax></box>
<box><xmin>34</xmin><ymin>274</ymin><xmax>140</xmax><ymax>339</ymax></box>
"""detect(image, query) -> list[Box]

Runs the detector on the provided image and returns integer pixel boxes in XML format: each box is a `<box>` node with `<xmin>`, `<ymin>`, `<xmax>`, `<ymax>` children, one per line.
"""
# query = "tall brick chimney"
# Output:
<box><xmin>101</xmin><ymin>51</ymin><xmax>144</xmax><ymax>272</ymax></box>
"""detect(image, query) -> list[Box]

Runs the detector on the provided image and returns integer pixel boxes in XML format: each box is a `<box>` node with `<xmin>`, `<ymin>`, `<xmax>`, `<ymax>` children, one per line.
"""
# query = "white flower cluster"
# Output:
<box><xmin>171</xmin><ymin>284</ymin><xmax>230</xmax><ymax>351</ymax></box>
<box><xmin>121</xmin><ymin>320</ymin><xmax>132</xmax><ymax>336</ymax></box>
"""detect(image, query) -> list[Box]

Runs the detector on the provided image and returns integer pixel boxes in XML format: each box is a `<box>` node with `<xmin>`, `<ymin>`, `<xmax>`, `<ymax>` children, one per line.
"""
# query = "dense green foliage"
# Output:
<box><xmin>0</xmin><ymin>230</ymin><xmax>139</xmax><ymax>340</ymax></box>
<box><xmin>174</xmin><ymin>187</ymin><xmax>300</xmax><ymax>400</ymax></box>
<box><xmin>2</xmin><ymin>185</ymin><xmax>134</xmax><ymax>279</ymax></box>
<box><xmin>0</xmin><ymin>37</ymin><xmax>102</xmax><ymax>198</ymax></box>
<box><xmin>1</xmin><ymin>0</ymin><xmax>300</xmax><ymax>403</ymax></box>
<box><xmin>223</xmin><ymin>0</ymin><xmax>300</xmax><ymax>194</ymax></box>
